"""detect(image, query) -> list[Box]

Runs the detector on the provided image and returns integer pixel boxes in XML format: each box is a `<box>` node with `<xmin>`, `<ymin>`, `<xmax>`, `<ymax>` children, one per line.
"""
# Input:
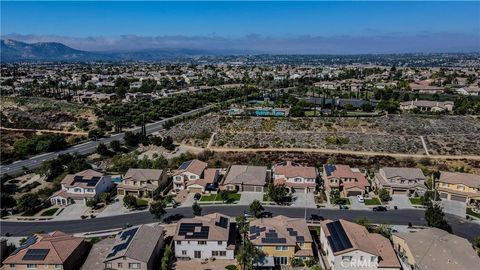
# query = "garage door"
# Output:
<box><xmin>254</xmin><ymin>186</ymin><xmax>264</xmax><ymax>192</ymax></box>
<box><xmin>450</xmin><ymin>195</ymin><xmax>467</xmax><ymax>202</ymax></box>
<box><xmin>292</xmin><ymin>187</ymin><xmax>306</xmax><ymax>193</ymax></box>
<box><xmin>347</xmin><ymin>191</ymin><xmax>362</xmax><ymax>196</ymax></box>
<box><xmin>440</xmin><ymin>192</ymin><xmax>449</xmax><ymax>199</ymax></box>
<box><xmin>392</xmin><ymin>189</ymin><xmax>407</xmax><ymax>195</ymax></box>
<box><xmin>188</xmin><ymin>187</ymin><xmax>203</xmax><ymax>193</ymax></box>
<box><xmin>242</xmin><ymin>186</ymin><xmax>256</xmax><ymax>192</ymax></box>
<box><xmin>73</xmin><ymin>199</ymin><xmax>85</xmax><ymax>205</ymax></box>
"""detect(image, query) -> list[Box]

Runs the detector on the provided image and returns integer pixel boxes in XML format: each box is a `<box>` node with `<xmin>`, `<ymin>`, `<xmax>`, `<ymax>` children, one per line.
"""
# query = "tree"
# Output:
<box><xmin>425</xmin><ymin>202</ymin><xmax>451</xmax><ymax>232</ymax></box>
<box><xmin>355</xmin><ymin>217</ymin><xmax>372</xmax><ymax>231</ymax></box>
<box><xmin>192</xmin><ymin>201</ymin><xmax>202</xmax><ymax>216</ymax></box>
<box><xmin>219</xmin><ymin>190</ymin><xmax>230</xmax><ymax>203</ymax></box>
<box><xmin>266</xmin><ymin>184</ymin><xmax>288</xmax><ymax>204</ymax></box>
<box><xmin>1</xmin><ymin>193</ymin><xmax>16</xmax><ymax>209</ymax></box>
<box><xmin>96</xmin><ymin>143</ymin><xmax>111</xmax><ymax>156</ymax></box>
<box><xmin>374</xmin><ymin>223</ymin><xmax>393</xmax><ymax>238</ymax></box>
<box><xmin>161</xmin><ymin>245</ymin><xmax>173</xmax><ymax>270</ymax></box>
<box><xmin>150</xmin><ymin>200</ymin><xmax>166</xmax><ymax>220</ymax></box>
<box><xmin>17</xmin><ymin>193</ymin><xmax>41</xmax><ymax>214</ymax></box>
<box><xmin>110</xmin><ymin>140</ymin><xmax>122</xmax><ymax>152</ymax></box>
<box><xmin>378</xmin><ymin>188</ymin><xmax>391</xmax><ymax>202</ymax></box>
<box><xmin>162</xmin><ymin>136</ymin><xmax>175</xmax><ymax>151</ymax></box>
<box><xmin>329</xmin><ymin>189</ymin><xmax>341</xmax><ymax>204</ymax></box>
<box><xmin>123</xmin><ymin>195</ymin><xmax>138</xmax><ymax>209</ymax></box>
<box><xmin>248</xmin><ymin>200</ymin><xmax>264</xmax><ymax>218</ymax></box>
<box><xmin>100</xmin><ymin>192</ymin><xmax>111</xmax><ymax>205</ymax></box>
<box><xmin>86</xmin><ymin>199</ymin><xmax>97</xmax><ymax>209</ymax></box>
<box><xmin>123</xmin><ymin>131</ymin><xmax>140</xmax><ymax>147</ymax></box>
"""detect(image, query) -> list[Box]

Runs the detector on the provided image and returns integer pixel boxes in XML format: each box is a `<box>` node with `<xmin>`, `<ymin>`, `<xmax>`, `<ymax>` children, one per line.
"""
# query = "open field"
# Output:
<box><xmin>163</xmin><ymin>114</ymin><xmax>480</xmax><ymax>156</ymax></box>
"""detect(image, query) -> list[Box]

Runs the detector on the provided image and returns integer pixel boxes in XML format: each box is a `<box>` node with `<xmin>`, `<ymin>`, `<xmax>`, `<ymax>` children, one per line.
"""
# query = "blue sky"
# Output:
<box><xmin>1</xmin><ymin>1</ymin><xmax>479</xmax><ymax>53</ymax></box>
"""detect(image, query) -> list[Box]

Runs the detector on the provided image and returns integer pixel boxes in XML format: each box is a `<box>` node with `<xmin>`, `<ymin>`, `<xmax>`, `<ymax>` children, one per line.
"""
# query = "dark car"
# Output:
<box><xmin>373</xmin><ymin>206</ymin><xmax>388</xmax><ymax>211</ymax></box>
<box><xmin>339</xmin><ymin>205</ymin><xmax>349</xmax><ymax>210</ymax></box>
<box><xmin>163</xmin><ymin>214</ymin><xmax>184</xmax><ymax>224</ymax></box>
<box><xmin>193</xmin><ymin>193</ymin><xmax>201</xmax><ymax>201</ymax></box>
<box><xmin>308</xmin><ymin>214</ymin><xmax>324</xmax><ymax>221</ymax></box>
<box><xmin>258</xmin><ymin>211</ymin><xmax>273</xmax><ymax>218</ymax></box>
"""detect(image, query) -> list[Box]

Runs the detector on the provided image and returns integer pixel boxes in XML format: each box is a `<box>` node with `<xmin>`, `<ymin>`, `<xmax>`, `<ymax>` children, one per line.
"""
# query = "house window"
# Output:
<box><xmin>176</xmin><ymin>240</ymin><xmax>182</xmax><ymax>245</ymax></box>
<box><xmin>298</xmin><ymin>242</ymin><xmax>304</xmax><ymax>248</ymax></box>
<box><xmin>274</xmin><ymin>257</ymin><xmax>288</xmax><ymax>265</ymax></box>
<box><xmin>27</xmin><ymin>265</ymin><xmax>37</xmax><ymax>269</ymax></box>
<box><xmin>198</xmin><ymin>241</ymin><xmax>207</xmax><ymax>245</ymax></box>
<box><xmin>194</xmin><ymin>251</ymin><xmax>201</xmax><ymax>258</ymax></box>
<box><xmin>128</xmin><ymin>263</ymin><xmax>140</xmax><ymax>269</ymax></box>
<box><xmin>182</xmin><ymin>250</ymin><xmax>187</xmax><ymax>255</ymax></box>
<box><xmin>212</xmin><ymin>251</ymin><xmax>227</xmax><ymax>256</ymax></box>
<box><xmin>190</xmin><ymin>175</ymin><xmax>196</xmax><ymax>179</ymax></box>
<box><xmin>55</xmin><ymin>265</ymin><xmax>62</xmax><ymax>270</ymax></box>
<box><xmin>86</xmin><ymin>188</ymin><xmax>94</xmax><ymax>192</ymax></box>
<box><xmin>117</xmin><ymin>262</ymin><xmax>123</xmax><ymax>268</ymax></box>
<box><xmin>9</xmin><ymin>265</ymin><xmax>15</xmax><ymax>269</ymax></box>
<box><xmin>105</xmin><ymin>263</ymin><xmax>112</xmax><ymax>268</ymax></box>
<box><xmin>370</xmin><ymin>256</ymin><xmax>377</xmax><ymax>262</ymax></box>
<box><xmin>74</xmin><ymin>188</ymin><xmax>81</xmax><ymax>193</ymax></box>
<box><xmin>360</xmin><ymin>256</ymin><xmax>364</xmax><ymax>261</ymax></box>
<box><xmin>458</xmin><ymin>185</ymin><xmax>465</xmax><ymax>191</ymax></box>
<box><xmin>218</xmin><ymin>241</ymin><xmax>223</xmax><ymax>245</ymax></box>
<box><xmin>295</xmin><ymin>177</ymin><xmax>302</xmax><ymax>182</ymax></box>
<box><xmin>342</xmin><ymin>256</ymin><xmax>352</xmax><ymax>262</ymax></box>
<box><xmin>275</xmin><ymin>246</ymin><xmax>288</xmax><ymax>251</ymax></box>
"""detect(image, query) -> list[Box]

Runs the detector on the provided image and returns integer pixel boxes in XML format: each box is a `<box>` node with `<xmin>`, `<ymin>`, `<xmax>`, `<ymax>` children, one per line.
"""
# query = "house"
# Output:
<box><xmin>80</xmin><ymin>238</ymin><xmax>115</xmax><ymax>270</ymax></box>
<box><xmin>103</xmin><ymin>225</ymin><xmax>164</xmax><ymax>270</ymax></box>
<box><xmin>456</xmin><ymin>87</ymin><xmax>480</xmax><ymax>96</ymax></box>
<box><xmin>374</xmin><ymin>167</ymin><xmax>427</xmax><ymax>196</ymax></box>
<box><xmin>50</xmin><ymin>169</ymin><xmax>113</xmax><ymax>205</ymax></box>
<box><xmin>323</xmin><ymin>164</ymin><xmax>370</xmax><ymax>197</ymax></box>
<box><xmin>320</xmin><ymin>219</ymin><xmax>401</xmax><ymax>270</ymax></box>
<box><xmin>174</xmin><ymin>213</ymin><xmax>235</xmax><ymax>260</ymax></box>
<box><xmin>2</xmin><ymin>231</ymin><xmax>89</xmax><ymax>270</ymax></box>
<box><xmin>117</xmin><ymin>168</ymin><xmax>168</xmax><ymax>197</ymax></box>
<box><xmin>185</xmin><ymin>168</ymin><xmax>220</xmax><ymax>193</ymax></box>
<box><xmin>249</xmin><ymin>215</ymin><xmax>314</xmax><ymax>267</ymax></box>
<box><xmin>221</xmin><ymin>165</ymin><xmax>268</xmax><ymax>192</ymax></box>
<box><xmin>437</xmin><ymin>171</ymin><xmax>480</xmax><ymax>204</ymax></box>
<box><xmin>273</xmin><ymin>161</ymin><xmax>318</xmax><ymax>193</ymax></box>
<box><xmin>172</xmin><ymin>159</ymin><xmax>208</xmax><ymax>191</ymax></box>
<box><xmin>399</xmin><ymin>100</ymin><xmax>454</xmax><ymax>112</ymax></box>
<box><xmin>392</xmin><ymin>228</ymin><xmax>480</xmax><ymax>270</ymax></box>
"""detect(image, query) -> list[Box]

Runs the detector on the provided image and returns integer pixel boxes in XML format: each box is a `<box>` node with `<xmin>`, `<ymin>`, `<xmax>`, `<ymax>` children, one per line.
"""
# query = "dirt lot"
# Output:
<box><xmin>162</xmin><ymin>114</ymin><xmax>480</xmax><ymax>156</ymax></box>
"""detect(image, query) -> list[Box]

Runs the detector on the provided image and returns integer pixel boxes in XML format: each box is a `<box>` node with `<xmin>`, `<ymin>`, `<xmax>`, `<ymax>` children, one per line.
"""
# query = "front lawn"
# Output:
<box><xmin>467</xmin><ymin>208</ymin><xmax>480</xmax><ymax>219</ymax></box>
<box><xmin>364</xmin><ymin>198</ymin><xmax>381</xmax><ymax>205</ymax></box>
<box><xmin>136</xmin><ymin>198</ymin><xmax>149</xmax><ymax>207</ymax></box>
<box><xmin>40</xmin><ymin>208</ymin><xmax>59</xmax><ymax>216</ymax></box>
<box><xmin>200</xmin><ymin>193</ymin><xmax>241</xmax><ymax>203</ymax></box>
<box><xmin>409</xmin><ymin>197</ymin><xmax>423</xmax><ymax>205</ymax></box>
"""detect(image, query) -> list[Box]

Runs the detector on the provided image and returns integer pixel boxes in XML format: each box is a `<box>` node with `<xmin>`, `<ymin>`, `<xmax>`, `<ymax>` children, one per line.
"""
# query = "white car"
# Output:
<box><xmin>357</xmin><ymin>195</ymin><xmax>365</xmax><ymax>203</ymax></box>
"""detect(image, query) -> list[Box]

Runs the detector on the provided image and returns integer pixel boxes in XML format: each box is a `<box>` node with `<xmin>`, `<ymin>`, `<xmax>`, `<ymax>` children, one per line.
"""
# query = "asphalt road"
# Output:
<box><xmin>1</xmin><ymin>206</ymin><xmax>479</xmax><ymax>241</ymax></box>
<box><xmin>0</xmin><ymin>105</ymin><xmax>213</xmax><ymax>177</ymax></box>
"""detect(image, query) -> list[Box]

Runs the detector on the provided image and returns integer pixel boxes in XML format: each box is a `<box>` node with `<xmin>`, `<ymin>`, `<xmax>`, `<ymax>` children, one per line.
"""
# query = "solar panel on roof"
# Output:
<box><xmin>215</xmin><ymin>216</ymin><xmax>229</xmax><ymax>229</ymax></box>
<box><xmin>324</xmin><ymin>164</ymin><xmax>336</xmax><ymax>176</ymax></box>
<box><xmin>11</xmin><ymin>236</ymin><xmax>38</xmax><ymax>256</ymax></box>
<box><xmin>296</xmin><ymin>236</ymin><xmax>305</xmax><ymax>242</ymax></box>
<box><xmin>326</xmin><ymin>221</ymin><xmax>352</xmax><ymax>252</ymax></box>
<box><xmin>22</xmin><ymin>249</ymin><xmax>49</xmax><ymax>261</ymax></box>
<box><xmin>178</xmin><ymin>160</ymin><xmax>192</xmax><ymax>170</ymax></box>
<box><xmin>106</xmin><ymin>227</ymin><xmax>139</xmax><ymax>258</ymax></box>
<box><xmin>261</xmin><ymin>238</ymin><xmax>287</xmax><ymax>244</ymax></box>
<box><xmin>74</xmin><ymin>175</ymin><xmax>84</xmax><ymax>181</ymax></box>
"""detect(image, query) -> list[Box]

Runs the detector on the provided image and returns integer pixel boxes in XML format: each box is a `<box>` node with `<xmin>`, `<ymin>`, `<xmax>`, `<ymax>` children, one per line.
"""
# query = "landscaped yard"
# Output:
<box><xmin>40</xmin><ymin>208</ymin><xmax>59</xmax><ymax>216</ymax></box>
<box><xmin>136</xmin><ymin>198</ymin><xmax>149</xmax><ymax>207</ymax></box>
<box><xmin>364</xmin><ymin>198</ymin><xmax>381</xmax><ymax>205</ymax></box>
<box><xmin>409</xmin><ymin>197</ymin><xmax>423</xmax><ymax>205</ymax></box>
<box><xmin>467</xmin><ymin>208</ymin><xmax>480</xmax><ymax>219</ymax></box>
<box><xmin>200</xmin><ymin>193</ymin><xmax>241</xmax><ymax>203</ymax></box>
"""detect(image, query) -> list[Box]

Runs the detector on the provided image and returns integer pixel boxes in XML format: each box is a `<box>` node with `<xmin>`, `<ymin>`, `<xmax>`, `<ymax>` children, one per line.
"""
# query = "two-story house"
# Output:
<box><xmin>50</xmin><ymin>169</ymin><xmax>113</xmax><ymax>205</ymax></box>
<box><xmin>273</xmin><ymin>161</ymin><xmax>318</xmax><ymax>193</ymax></box>
<box><xmin>174</xmin><ymin>213</ymin><xmax>235</xmax><ymax>260</ymax></box>
<box><xmin>320</xmin><ymin>219</ymin><xmax>401</xmax><ymax>270</ymax></box>
<box><xmin>117</xmin><ymin>168</ymin><xmax>168</xmax><ymax>198</ymax></box>
<box><xmin>185</xmin><ymin>168</ymin><xmax>220</xmax><ymax>193</ymax></box>
<box><xmin>374</xmin><ymin>167</ymin><xmax>427</xmax><ymax>196</ymax></box>
<box><xmin>172</xmin><ymin>159</ymin><xmax>208</xmax><ymax>191</ymax></box>
<box><xmin>437</xmin><ymin>171</ymin><xmax>480</xmax><ymax>204</ymax></box>
<box><xmin>2</xmin><ymin>231</ymin><xmax>90</xmax><ymax>270</ymax></box>
<box><xmin>103</xmin><ymin>225</ymin><xmax>164</xmax><ymax>270</ymax></box>
<box><xmin>323</xmin><ymin>164</ymin><xmax>370</xmax><ymax>197</ymax></box>
<box><xmin>249</xmin><ymin>215</ymin><xmax>313</xmax><ymax>267</ymax></box>
<box><xmin>221</xmin><ymin>165</ymin><xmax>268</xmax><ymax>192</ymax></box>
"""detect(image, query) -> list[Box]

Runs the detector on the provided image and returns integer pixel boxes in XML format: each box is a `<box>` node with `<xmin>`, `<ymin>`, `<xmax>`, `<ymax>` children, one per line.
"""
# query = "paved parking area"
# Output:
<box><xmin>292</xmin><ymin>192</ymin><xmax>315</xmax><ymax>208</ymax></box>
<box><xmin>55</xmin><ymin>204</ymin><xmax>87</xmax><ymax>220</ymax></box>
<box><xmin>349</xmin><ymin>196</ymin><xmax>369</xmax><ymax>210</ymax></box>
<box><xmin>238</xmin><ymin>192</ymin><xmax>263</xmax><ymax>205</ymax></box>
<box><xmin>389</xmin><ymin>195</ymin><xmax>414</xmax><ymax>209</ymax></box>
<box><xmin>441</xmin><ymin>199</ymin><xmax>466</xmax><ymax>217</ymax></box>
<box><xmin>180</xmin><ymin>193</ymin><xmax>196</xmax><ymax>207</ymax></box>
<box><xmin>96</xmin><ymin>198</ymin><xmax>127</xmax><ymax>217</ymax></box>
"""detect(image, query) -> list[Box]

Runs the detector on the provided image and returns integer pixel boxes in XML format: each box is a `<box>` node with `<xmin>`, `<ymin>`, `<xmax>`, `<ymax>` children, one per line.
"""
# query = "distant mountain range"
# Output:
<box><xmin>1</xmin><ymin>39</ymin><xmax>254</xmax><ymax>61</ymax></box>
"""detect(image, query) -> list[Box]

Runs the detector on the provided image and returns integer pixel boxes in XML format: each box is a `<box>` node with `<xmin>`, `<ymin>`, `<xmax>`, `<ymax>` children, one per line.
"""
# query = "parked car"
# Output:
<box><xmin>357</xmin><ymin>195</ymin><xmax>364</xmax><ymax>203</ymax></box>
<box><xmin>193</xmin><ymin>193</ymin><xmax>201</xmax><ymax>201</ymax></box>
<box><xmin>308</xmin><ymin>214</ymin><xmax>324</xmax><ymax>221</ymax></box>
<box><xmin>339</xmin><ymin>205</ymin><xmax>349</xmax><ymax>210</ymax></box>
<box><xmin>373</xmin><ymin>206</ymin><xmax>388</xmax><ymax>211</ymax></box>
<box><xmin>163</xmin><ymin>214</ymin><xmax>184</xmax><ymax>224</ymax></box>
<box><xmin>258</xmin><ymin>211</ymin><xmax>273</xmax><ymax>218</ymax></box>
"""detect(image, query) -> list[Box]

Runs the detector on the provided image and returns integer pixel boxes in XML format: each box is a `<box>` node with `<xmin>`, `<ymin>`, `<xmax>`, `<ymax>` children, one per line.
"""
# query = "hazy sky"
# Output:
<box><xmin>2</xmin><ymin>1</ymin><xmax>479</xmax><ymax>54</ymax></box>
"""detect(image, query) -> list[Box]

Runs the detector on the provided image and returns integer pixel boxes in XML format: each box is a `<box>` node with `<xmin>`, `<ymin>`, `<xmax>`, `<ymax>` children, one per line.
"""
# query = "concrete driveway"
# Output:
<box><xmin>441</xmin><ymin>199</ymin><xmax>466</xmax><ymax>217</ymax></box>
<box><xmin>180</xmin><ymin>193</ymin><xmax>196</xmax><ymax>207</ymax></box>
<box><xmin>238</xmin><ymin>192</ymin><xmax>263</xmax><ymax>205</ymax></box>
<box><xmin>389</xmin><ymin>195</ymin><xmax>414</xmax><ymax>209</ymax></box>
<box><xmin>292</xmin><ymin>192</ymin><xmax>315</xmax><ymax>208</ymax></box>
<box><xmin>96</xmin><ymin>198</ymin><xmax>128</xmax><ymax>217</ymax></box>
<box><xmin>349</xmin><ymin>196</ymin><xmax>369</xmax><ymax>210</ymax></box>
<box><xmin>55</xmin><ymin>204</ymin><xmax>88</xmax><ymax>220</ymax></box>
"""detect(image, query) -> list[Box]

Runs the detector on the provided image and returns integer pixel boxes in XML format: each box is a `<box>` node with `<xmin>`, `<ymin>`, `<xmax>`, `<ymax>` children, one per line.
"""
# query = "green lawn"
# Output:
<box><xmin>40</xmin><ymin>208</ymin><xmax>59</xmax><ymax>216</ymax></box>
<box><xmin>467</xmin><ymin>208</ymin><xmax>480</xmax><ymax>219</ymax></box>
<box><xmin>364</xmin><ymin>198</ymin><xmax>381</xmax><ymax>205</ymax></box>
<box><xmin>409</xmin><ymin>197</ymin><xmax>423</xmax><ymax>205</ymax></box>
<box><xmin>200</xmin><ymin>193</ymin><xmax>241</xmax><ymax>203</ymax></box>
<box><xmin>136</xmin><ymin>198</ymin><xmax>149</xmax><ymax>207</ymax></box>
